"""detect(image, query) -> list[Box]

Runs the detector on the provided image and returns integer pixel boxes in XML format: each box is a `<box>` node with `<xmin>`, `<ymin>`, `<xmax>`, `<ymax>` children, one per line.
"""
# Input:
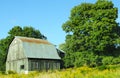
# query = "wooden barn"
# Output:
<box><xmin>6</xmin><ymin>36</ymin><xmax>61</xmax><ymax>73</ymax></box>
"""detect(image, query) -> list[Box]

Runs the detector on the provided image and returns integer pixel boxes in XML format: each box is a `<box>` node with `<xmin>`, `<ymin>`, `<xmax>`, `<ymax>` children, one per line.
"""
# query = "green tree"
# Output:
<box><xmin>0</xmin><ymin>26</ymin><xmax>47</xmax><ymax>71</ymax></box>
<box><xmin>59</xmin><ymin>43</ymin><xmax>66</xmax><ymax>51</ymax></box>
<box><xmin>62</xmin><ymin>0</ymin><xmax>120</xmax><ymax>67</ymax></box>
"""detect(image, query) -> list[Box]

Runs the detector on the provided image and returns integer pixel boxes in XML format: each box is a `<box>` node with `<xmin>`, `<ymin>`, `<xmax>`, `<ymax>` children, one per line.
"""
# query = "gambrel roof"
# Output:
<box><xmin>11</xmin><ymin>36</ymin><xmax>61</xmax><ymax>60</ymax></box>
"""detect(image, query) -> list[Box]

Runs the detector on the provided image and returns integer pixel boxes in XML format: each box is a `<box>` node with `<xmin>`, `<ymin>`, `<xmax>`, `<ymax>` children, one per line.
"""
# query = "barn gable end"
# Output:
<box><xmin>6</xmin><ymin>37</ymin><xmax>26</xmax><ymax>61</ymax></box>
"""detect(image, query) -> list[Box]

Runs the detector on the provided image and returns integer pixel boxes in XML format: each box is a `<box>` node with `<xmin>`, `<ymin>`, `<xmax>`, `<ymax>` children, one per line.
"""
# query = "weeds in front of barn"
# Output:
<box><xmin>1</xmin><ymin>65</ymin><xmax>120</xmax><ymax>78</ymax></box>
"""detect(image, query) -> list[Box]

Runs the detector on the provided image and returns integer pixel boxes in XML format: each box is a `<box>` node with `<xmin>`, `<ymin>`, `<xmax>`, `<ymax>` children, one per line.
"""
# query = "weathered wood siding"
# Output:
<box><xmin>6</xmin><ymin>39</ymin><xmax>26</xmax><ymax>61</ymax></box>
<box><xmin>6</xmin><ymin>39</ymin><xmax>28</xmax><ymax>73</ymax></box>
<box><xmin>28</xmin><ymin>59</ymin><xmax>60</xmax><ymax>71</ymax></box>
<box><xmin>6</xmin><ymin>59</ymin><xmax>28</xmax><ymax>73</ymax></box>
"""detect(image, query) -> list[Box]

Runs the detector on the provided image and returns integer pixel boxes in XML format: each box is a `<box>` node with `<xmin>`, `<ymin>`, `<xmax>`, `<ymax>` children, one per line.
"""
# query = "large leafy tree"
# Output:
<box><xmin>62</xmin><ymin>0</ymin><xmax>120</xmax><ymax>67</ymax></box>
<box><xmin>0</xmin><ymin>26</ymin><xmax>47</xmax><ymax>71</ymax></box>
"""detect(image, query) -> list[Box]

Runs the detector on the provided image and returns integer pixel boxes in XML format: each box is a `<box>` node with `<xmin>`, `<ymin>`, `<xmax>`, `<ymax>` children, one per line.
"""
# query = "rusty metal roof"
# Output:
<box><xmin>15</xmin><ymin>36</ymin><xmax>61</xmax><ymax>60</ymax></box>
<box><xmin>17</xmin><ymin>36</ymin><xmax>52</xmax><ymax>45</ymax></box>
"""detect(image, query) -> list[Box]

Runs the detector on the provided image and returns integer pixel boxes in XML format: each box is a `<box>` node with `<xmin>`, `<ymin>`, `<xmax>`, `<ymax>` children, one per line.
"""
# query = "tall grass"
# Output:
<box><xmin>1</xmin><ymin>65</ymin><xmax>120</xmax><ymax>78</ymax></box>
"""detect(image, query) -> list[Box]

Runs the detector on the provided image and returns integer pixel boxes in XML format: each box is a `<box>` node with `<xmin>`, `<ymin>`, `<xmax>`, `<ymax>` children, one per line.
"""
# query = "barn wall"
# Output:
<box><xmin>28</xmin><ymin>59</ymin><xmax>60</xmax><ymax>71</ymax></box>
<box><xmin>6</xmin><ymin>58</ymin><xmax>28</xmax><ymax>73</ymax></box>
<box><xmin>6</xmin><ymin>38</ymin><xmax>28</xmax><ymax>73</ymax></box>
<box><xmin>6</xmin><ymin>39</ymin><xmax>26</xmax><ymax>62</ymax></box>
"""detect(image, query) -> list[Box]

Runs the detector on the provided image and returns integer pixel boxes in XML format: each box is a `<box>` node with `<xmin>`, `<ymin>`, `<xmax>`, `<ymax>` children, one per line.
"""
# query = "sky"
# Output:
<box><xmin>0</xmin><ymin>0</ymin><xmax>120</xmax><ymax>47</ymax></box>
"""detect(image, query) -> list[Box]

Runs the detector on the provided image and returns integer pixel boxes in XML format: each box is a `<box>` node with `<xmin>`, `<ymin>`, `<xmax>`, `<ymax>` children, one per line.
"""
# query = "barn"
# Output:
<box><xmin>6</xmin><ymin>36</ymin><xmax>61</xmax><ymax>73</ymax></box>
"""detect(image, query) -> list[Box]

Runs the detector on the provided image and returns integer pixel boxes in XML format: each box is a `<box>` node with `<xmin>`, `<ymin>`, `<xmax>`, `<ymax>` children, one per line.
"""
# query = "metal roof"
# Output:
<box><xmin>15</xmin><ymin>36</ymin><xmax>61</xmax><ymax>60</ymax></box>
<box><xmin>16</xmin><ymin>36</ymin><xmax>52</xmax><ymax>45</ymax></box>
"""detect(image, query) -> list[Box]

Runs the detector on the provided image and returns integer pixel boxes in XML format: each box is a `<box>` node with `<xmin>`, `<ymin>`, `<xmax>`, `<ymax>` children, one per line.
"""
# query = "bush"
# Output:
<box><xmin>97</xmin><ymin>65</ymin><xmax>109</xmax><ymax>70</ymax></box>
<box><xmin>74</xmin><ymin>52</ymin><xmax>102</xmax><ymax>67</ymax></box>
<box><xmin>112</xmin><ymin>57</ymin><xmax>120</xmax><ymax>64</ymax></box>
<box><xmin>102</xmin><ymin>56</ymin><xmax>113</xmax><ymax>65</ymax></box>
<box><xmin>7</xmin><ymin>70</ymin><xmax>17</xmax><ymax>74</ymax></box>
<box><xmin>102</xmin><ymin>56</ymin><xmax>120</xmax><ymax>65</ymax></box>
<box><xmin>108</xmin><ymin>64</ymin><xmax>120</xmax><ymax>70</ymax></box>
<box><xmin>64</xmin><ymin>51</ymin><xmax>120</xmax><ymax>68</ymax></box>
<box><xmin>0</xmin><ymin>71</ymin><xmax>6</xmax><ymax>74</ymax></box>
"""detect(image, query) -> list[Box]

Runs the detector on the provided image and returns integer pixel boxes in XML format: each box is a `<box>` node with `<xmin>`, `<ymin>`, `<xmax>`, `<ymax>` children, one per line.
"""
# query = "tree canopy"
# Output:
<box><xmin>62</xmin><ymin>0</ymin><xmax>120</xmax><ymax>67</ymax></box>
<box><xmin>0</xmin><ymin>26</ymin><xmax>47</xmax><ymax>71</ymax></box>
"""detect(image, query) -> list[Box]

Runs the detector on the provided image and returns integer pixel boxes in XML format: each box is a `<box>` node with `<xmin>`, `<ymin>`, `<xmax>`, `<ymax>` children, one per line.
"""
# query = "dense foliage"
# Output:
<box><xmin>62</xmin><ymin>0</ymin><xmax>120</xmax><ymax>67</ymax></box>
<box><xmin>0</xmin><ymin>26</ymin><xmax>46</xmax><ymax>71</ymax></box>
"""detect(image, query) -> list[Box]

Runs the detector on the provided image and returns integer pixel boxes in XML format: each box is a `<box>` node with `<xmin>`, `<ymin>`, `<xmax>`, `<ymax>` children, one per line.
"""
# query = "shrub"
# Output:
<box><xmin>74</xmin><ymin>52</ymin><xmax>102</xmax><ymax>67</ymax></box>
<box><xmin>102</xmin><ymin>56</ymin><xmax>113</xmax><ymax>65</ymax></box>
<box><xmin>0</xmin><ymin>71</ymin><xmax>6</xmax><ymax>75</ymax></box>
<box><xmin>97</xmin><ymin>65</ymin><xmax>109</xmax><ymax>70</ymax></box>
<box><xmin>7</xmin><ymin>70</ymin><xmax>17</xmax><ymax>74</ymax></box>
<box><xmin>112</xmin><ymin>57</ymin><xmax>120</xmax><ymax>64</ymax></box>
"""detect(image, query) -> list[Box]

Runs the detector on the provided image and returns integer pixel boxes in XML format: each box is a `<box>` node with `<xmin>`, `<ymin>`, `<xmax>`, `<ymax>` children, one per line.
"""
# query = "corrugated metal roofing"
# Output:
<box><xmin>15</xmin><ymin>36</ymin><xmax>61</xmax><ymax>60</ymax></box>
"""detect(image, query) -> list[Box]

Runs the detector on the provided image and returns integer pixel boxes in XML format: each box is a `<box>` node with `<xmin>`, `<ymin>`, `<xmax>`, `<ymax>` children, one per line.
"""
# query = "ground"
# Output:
<box><xmin>1</xmin><ymin>64</ymin><xmax>120</xmax><ymax>78</ymax></box>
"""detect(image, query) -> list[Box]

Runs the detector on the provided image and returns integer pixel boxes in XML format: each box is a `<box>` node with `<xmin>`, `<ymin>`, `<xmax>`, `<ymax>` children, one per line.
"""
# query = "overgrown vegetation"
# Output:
<box><xmin>1</xmin><ymin>65</ymin><xmax>120</xmax><ymax>78</ymax></box>
<box><xmin>61</xmin><ymin>0</ymin><xmax>120</xmax><ymax>68</ymax></box>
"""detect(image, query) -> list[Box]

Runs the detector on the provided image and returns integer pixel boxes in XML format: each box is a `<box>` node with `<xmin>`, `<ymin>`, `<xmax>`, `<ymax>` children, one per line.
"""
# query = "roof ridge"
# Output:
<box><xmin>15</xmin><ymin>36</ymin><xmax>52</xmax><ymax>45</ymax></box>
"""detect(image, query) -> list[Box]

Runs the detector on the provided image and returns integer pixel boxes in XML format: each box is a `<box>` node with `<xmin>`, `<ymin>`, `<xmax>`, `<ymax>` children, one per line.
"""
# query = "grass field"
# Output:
<box><xmin>1</xmin><ymin>65</ymin><xmax>120</xmax><ymax>78</ymax></box>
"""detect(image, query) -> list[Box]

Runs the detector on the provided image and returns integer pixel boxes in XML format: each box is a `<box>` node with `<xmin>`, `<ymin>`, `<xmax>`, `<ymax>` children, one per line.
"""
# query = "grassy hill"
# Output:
<box><xmin>1</xmin><ymin>65</ymin><xmax>120</xmax><ymax>78</ymax></box>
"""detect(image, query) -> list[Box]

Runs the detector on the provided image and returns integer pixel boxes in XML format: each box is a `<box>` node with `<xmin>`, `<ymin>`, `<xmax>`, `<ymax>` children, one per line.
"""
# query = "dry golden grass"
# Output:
<box><xmin>1</xmin><ymin>65</ymin><xmax>120</xmax><ymax>78</ymax></box>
